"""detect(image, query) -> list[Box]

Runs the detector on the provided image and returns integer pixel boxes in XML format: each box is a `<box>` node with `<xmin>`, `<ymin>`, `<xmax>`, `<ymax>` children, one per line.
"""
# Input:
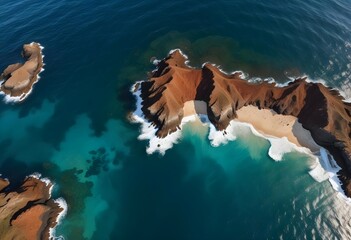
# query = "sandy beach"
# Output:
<box><xmin>182</xmin><ymin>101</ymin><xmax>320</xmax><ymax>153</ymax></box>
<box><xmin>235</xmin><ymin>105</ymin><xmax>320</xmax><ymax>152</ymax></box>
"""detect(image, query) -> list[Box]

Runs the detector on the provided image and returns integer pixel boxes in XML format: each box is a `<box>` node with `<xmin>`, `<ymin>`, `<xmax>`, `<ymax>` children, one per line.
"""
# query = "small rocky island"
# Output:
<box><xmin>133</xmin><ymin>49</ymin><xmax>351</xmax><ymax>197</ymax></box>
<box><xmin>0</xmin><ymin>42</ymin><xmax>44</xmax><ymax>101</ymax></box>
<box><xmin>0</xmin><ymin>175</ymin><xmax>66</xmax><ymax>240</ymax></box>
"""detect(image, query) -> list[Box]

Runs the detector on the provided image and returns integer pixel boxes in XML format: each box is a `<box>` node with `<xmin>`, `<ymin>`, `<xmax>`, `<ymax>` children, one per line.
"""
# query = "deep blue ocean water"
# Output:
<box><xmin>0</xmin><ymin>0</ymin><xmax>351</xmax><ymax>239</ymax></box>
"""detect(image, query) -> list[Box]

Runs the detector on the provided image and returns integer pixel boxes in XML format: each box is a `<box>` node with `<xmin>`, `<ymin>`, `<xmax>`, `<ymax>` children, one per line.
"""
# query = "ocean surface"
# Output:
<box><xmin>0</xmin><ymin>0</ymin><xmax>351</xmax><ymax>239</ymax></box>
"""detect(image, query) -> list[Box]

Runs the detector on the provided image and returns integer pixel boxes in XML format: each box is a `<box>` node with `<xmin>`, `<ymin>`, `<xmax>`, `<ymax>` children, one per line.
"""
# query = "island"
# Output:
<box><xmin>132</xmin><ymin>49</ymin><xmax>351</xmax><ymax>198</ymax></box>
<box><xmin>0</xmin><ymin>42</ymin><xmax>44</xmax><ymax>102</ymax></box>
<box><xmin>0</xmin><ymin>175</ymin><xmax>66</xmax><ymax>240</ymax></box>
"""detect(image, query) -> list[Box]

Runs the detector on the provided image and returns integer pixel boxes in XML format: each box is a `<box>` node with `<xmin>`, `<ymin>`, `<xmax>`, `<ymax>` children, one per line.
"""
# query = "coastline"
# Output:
<box><xmin>0</xmin><ymin>173</ymin><xmax>67</xmax><ymax>239</ymax></box>
<box><xmin>235</xmin><ymin>105</ymin><xmax>320</xmax><ymax>152</ymax></box>
<box><xmin>185</xmin><ymin>101</ymin><xmax>349</xmax><ymax>203</ymax></box>
<box><xmin>133</xmin><ymin>48</ymin><xmax>351</xmax><ymax>200</ymax></box>
<box><xmin>29</xmin><ymin>173</ymin><xmax>68</xmax><ymax>239</ymax></box>
<box><xmin>132</xmin><ymin>82</ymin><xmax>350</xmax><ymax>203</ymax></box>
<box><xmin>130</xmin><ymin>85</ymin><xmax>209</xmax><ymax>155</ymax></box>
<box><xmin>0</xmin><ymin>42</ymin><xmax>44</xmax><ymax>103</ymax></box>
<box><xmin>130</xmin><ymin>83</ymin><xmax>321</xmax><ymax>161</ymax></box>
<box><xmin>232</xmin><ymin>106</ymin><xmax>348</xmax><ymax>203</ymax></box>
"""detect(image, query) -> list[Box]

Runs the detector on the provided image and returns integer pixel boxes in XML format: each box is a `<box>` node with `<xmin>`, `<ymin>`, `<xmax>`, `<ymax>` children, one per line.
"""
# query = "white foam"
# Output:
<box><xmin>133</xmin><ymin>113</ymin><xmax>182</xmax><ymax>155</ymax></box>
<box><xmin>0</xmin><ymin>91</ymin><xmax>25</xmax><ymax>103</ymax></box>
<box><xmin>29</xmin><ymin>172</ymin><xmax>42</xmax><ymax>179</ymax></box>
<box><xmin>169</xmin><ymin>48</ymin><xmax>187</xmax><ymax>56</ymax></box>
<box><xmin>131</xmin><ymin>83</ymin><xmax>174</xmax><ymax>155</ymax></box>
<box><xmin>318</xmin><ymin>149</ymin><xmax>351</xmax><ymax>204</ymax></box>
<box><xmin>266</xmin><ymin>137</ymin><xmax>296</xmax><ymax>161</ymax></box>
<box><xmin>338</xmin><ymin>81</ymin><xmax>351</xmax><ymax>103</ymax></box>
<box><xmin>40</xmin><ymin>177</ymin><xmax>52</xmax><ymax>186</ymax></box>
<box><xmin>304</xmin><ymin>76</ymin><xmax>328</xmax><ymax>86</ymax></box>
<box><xmin>152</xmin><ymin>59</ymin><xmax>160</xmax><ymax>65</ymax></box>
<box><xmin>131</xmin><ymin>83</ymin><xmax>202</xmax><ymax>154</ymax></box>
<box><xmin>42</xmin><ymin>177</ymin><xmax>54</xmax><ymax>195</ymax></box>
<box><xmin>49</xmin><ymin>197</ymin><xmax>68</xmax><ymax>240</ymax></box>
<box><xmin>308</xmin><ymin>155</ymin><xmax>330</xmax><ymax>183</ymax></box>
<box><xmin>246</xmin><ymin>75</ymin><xmax>291</xmax><ymax>87</ymax></box>
<box><xmin>208</xmin><ymin>122</ymin><xmax>237</xmax><ymax>147</ymax></box>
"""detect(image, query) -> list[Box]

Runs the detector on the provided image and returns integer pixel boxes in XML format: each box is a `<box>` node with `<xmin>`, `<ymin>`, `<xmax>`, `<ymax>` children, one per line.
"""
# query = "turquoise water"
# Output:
<box><xmin>0</xmin><ymin>0</ymin><xmax>351</xmax><ymax>239</ymax></box>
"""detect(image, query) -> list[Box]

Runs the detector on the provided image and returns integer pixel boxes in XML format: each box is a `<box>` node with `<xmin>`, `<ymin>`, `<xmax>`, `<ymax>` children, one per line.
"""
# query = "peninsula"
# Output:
<box><xmin>133</xmin><ymin>49</ymin><xmax>351</xmax><ymax>197</ymax></box>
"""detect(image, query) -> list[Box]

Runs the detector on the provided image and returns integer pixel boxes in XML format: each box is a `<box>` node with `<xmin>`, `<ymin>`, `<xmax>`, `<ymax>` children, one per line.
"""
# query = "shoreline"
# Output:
<box><xmin>131</xmin><ymin>48</ymin><xmax>351</xmax><ymax>201</ymax></box>
<box><xmin>0</xmin><ymin>42</ymin><xmax>44</xmax><ymax>103</ymax></box>
<box><xmin>0</xmin><ymin>173</ymin><xmax>67</xmax><ymax>239</ymax></box>
<box><xmin>131</xmin><ymin>85</ymin><xmax>349</xmax><ymax>202</ymax></box>
<box><xmin>29</xmin><ymin>172</ymin><xmax>68</xmax><ymax>239</ymax></box>
<box><xmin>235</xmin><ymin>105</ymin><xmax>320</xmax><ymax>152</ymax></box>
<box><xmin>184</xmin><ymin>102</ymin><xmax>348</xmax><ymax>201</ymax></box>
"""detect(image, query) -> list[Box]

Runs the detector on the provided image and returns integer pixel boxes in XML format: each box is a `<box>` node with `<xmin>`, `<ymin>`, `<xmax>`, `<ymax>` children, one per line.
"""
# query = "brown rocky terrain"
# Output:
<box><xmin>136</xmin><ymin>49</ymin><xmax>351</xmax><ymax>197</ymax></box>
<box><xmin>0</xmin><ymin>42</ymin><xmax>44</xmax><ymax>101</ymax></box>
<box><xmin>0</xmin><ymin>175</ymin><xmax>65</xmax><ymax>240</ymax></box>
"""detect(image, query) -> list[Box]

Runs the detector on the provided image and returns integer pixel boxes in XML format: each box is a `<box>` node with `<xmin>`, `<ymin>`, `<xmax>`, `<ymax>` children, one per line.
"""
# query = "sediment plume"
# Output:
<box><xmin>0</xmin><ymin>42</ymin><xmax>44</xmax><ymax>101</ymax></box>
<box><xmin>134</xmin><ymin>49</ymin><xmax>351</xmax><ymax>197</ymax></box>
<box><xmin>0</xmin><ymin>175</ymin><xmax>66</xmax><ymax>240</ymax></box>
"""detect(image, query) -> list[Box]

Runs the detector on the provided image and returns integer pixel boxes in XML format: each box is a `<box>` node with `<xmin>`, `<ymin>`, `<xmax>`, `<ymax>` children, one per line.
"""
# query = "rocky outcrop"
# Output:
<box><xmin>136</xmin><ymin>49</ymin><xmax>351</xmax><ymax>197</ymax></box>
<box><xmin>0</xmin><ymin>175</ymin><xmax>65</xmax><ymax>240</ymax></box>
<box><xmin>0</xmin><ymin>42</ymin><xmax>44</xmax><ymax>101</ymax></box>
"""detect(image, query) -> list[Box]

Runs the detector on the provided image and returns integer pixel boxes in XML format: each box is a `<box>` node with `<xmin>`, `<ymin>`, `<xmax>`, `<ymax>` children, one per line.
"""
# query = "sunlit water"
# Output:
<box><xmin>0</xmin><ymin>0</ymin><xmax>350</xmax><ymax>239</ymax></box>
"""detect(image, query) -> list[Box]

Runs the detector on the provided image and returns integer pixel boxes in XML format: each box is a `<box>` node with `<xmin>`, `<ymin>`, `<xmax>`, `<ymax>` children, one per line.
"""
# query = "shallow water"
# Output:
<box><xmin>0</xmin><ymin>0</ymin><xmax>351</xmax><ymax>239</ymax></box>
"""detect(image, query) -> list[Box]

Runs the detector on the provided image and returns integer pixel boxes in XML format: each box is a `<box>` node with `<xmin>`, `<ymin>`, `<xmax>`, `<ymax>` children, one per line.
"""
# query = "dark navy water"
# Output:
<box><xmin>0</xmin><ymin>0</ymin><xmax>351</xmax><ymax>239</ymax></box>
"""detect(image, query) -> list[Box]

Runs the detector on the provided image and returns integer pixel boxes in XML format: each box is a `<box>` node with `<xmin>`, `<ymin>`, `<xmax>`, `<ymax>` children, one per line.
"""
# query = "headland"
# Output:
<box><xmin>132</xmin><ymin>49</ymin><xmax>351</xmax><ymax>198</ymax></box>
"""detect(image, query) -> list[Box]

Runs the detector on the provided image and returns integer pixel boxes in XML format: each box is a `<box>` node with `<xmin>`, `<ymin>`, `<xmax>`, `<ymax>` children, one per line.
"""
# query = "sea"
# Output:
<box><xmin>0</xmin><ymin>0</ymin><xmax>351</xmax><ymax>239</ymax></box>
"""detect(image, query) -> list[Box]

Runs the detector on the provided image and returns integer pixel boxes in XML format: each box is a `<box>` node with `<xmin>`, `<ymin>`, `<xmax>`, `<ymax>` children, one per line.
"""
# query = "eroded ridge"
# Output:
<box><xmin>0</xmin><ymin>175</ymin><xmax>66</xmax><ymax>240</ymax></box>
<box><xmin>135</xmin><ymin>49</ymin><xmax>351</xmax><ymax>197</ymax></box>
<box><xmin>0</xmin><ymin>42</ymin><xmax>44</xmax><ymax>102</ymax></box>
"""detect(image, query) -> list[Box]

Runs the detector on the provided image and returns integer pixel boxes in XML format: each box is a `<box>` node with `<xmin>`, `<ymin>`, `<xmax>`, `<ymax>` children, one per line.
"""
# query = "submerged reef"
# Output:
<box><xmin>0</xmin><ymin>42</ymin><xmax>44</xmax><ymax>102</ymax></box>
<box><xmin>0</xmin><ymin>175</ymin><xmax>66</xmax><ymax>240</ymax></box>
<box><xmin>133</xmin><ymin>49</ymin><xmax>351</xmax><ymax>197</ymax></box>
